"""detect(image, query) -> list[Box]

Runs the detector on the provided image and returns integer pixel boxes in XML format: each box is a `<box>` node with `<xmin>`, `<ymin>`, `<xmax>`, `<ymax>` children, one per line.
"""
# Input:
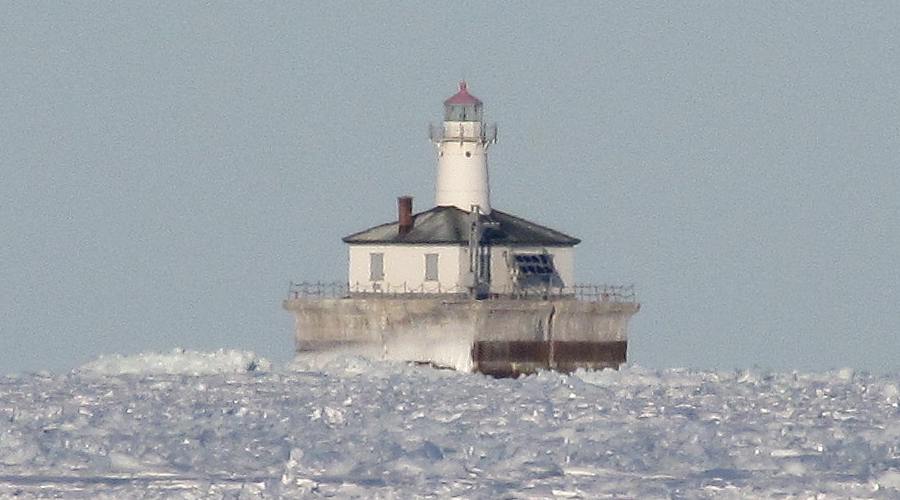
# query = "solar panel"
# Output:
<box><xmin>510</xmin><ymin>253</ymin><xmax>563</xmax><ymax>288</ymax></box>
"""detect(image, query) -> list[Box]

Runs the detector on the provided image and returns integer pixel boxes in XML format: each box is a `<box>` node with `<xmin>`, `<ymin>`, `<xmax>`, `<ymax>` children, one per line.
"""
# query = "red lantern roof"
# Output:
<box><xmin>444</xmin><ymin>81</ymin><xmax>482</xmax><ymax>106</ymax></box>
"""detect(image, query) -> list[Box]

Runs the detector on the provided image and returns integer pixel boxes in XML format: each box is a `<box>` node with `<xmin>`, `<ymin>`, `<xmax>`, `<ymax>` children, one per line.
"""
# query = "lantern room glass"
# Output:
<box><xmin>444</xmin><ymin>103</ymin><xmax>482</xmax><ymax>122</ymax></box>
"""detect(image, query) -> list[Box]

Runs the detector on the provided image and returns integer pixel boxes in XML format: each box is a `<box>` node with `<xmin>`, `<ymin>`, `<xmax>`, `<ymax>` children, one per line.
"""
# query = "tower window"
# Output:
<box><xmin>370</xmin><ymin>253</ymin><xmax>384</xmax><ymax>281</ymax></box>
<box><xmin>465</xmin><ymin>151</ymin><xmax>472</xmax><ymax>158</ymax></box>
<box><xmin>425</xmin><ymin>253</ymin><xmax>439</xmax><ymax>281</ymax></box>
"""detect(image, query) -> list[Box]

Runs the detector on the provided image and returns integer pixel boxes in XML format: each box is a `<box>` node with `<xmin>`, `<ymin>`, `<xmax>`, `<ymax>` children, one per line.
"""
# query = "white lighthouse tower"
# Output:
<box><xmin>430</xmin><ymin>81</ymin><xmax>498</xmax><ymax>214</ymax></box>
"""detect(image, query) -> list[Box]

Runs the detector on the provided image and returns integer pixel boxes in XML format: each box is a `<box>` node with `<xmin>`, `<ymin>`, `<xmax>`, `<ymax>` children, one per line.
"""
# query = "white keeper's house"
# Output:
<box><xmin>342</xmin><ymin>81</ymin><xmax>580</xmax><ymax>298</ymax></box>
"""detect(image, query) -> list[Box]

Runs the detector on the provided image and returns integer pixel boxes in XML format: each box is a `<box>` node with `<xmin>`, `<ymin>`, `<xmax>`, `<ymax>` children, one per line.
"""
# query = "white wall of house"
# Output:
<box><xmin>348</xmin><ymin>243</ymin><xmax>575</xmax><ymax>294</ymax></box>
<box><xmin>348</xmin><ymin>244</ymin><xmax>464</xmax><ymax>293</ymax></box>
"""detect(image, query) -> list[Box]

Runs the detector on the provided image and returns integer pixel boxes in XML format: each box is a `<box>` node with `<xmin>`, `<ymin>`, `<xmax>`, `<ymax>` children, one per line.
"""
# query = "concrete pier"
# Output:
<box><xmin>283</xmin><ymin>296</ymin><xmax>639</xmax><ymax>376</ymax></box>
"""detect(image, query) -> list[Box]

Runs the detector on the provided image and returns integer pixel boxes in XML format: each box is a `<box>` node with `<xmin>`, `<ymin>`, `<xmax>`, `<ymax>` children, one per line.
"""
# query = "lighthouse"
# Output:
<box><xmin>285</xmin><ymin>81</ymin><xmax>640</xmax><ymax>376</ymax></box>
<box><xmin>430</xmin><ymin>81</ymin><xmax>497</xmax><ymax>214</ymax></box>
<box><xmin>342</xmin><ymin>81</ymin><xmax>580</xmax><ymax>296</ymax></box>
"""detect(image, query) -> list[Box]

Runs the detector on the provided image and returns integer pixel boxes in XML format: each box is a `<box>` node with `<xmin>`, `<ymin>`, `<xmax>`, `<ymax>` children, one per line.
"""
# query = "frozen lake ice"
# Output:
<box><xmin>0</xmin><ymin>350</ymin><xmax>898</xmax><ymax>498</ymax></box>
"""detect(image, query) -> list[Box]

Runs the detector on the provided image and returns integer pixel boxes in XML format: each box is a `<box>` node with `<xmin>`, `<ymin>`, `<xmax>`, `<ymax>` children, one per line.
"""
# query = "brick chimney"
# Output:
<box><xmin>398</xmin><ymin>196</ymin><xmax>413</xmax><ymax>235</ymax></box>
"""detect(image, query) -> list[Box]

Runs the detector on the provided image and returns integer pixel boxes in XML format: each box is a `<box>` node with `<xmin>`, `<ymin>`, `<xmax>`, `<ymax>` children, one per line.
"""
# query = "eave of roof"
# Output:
<box><xmin>342</xmin><ymin>206</ymin><xmax>580</xmax><ymax>246</ymax></box>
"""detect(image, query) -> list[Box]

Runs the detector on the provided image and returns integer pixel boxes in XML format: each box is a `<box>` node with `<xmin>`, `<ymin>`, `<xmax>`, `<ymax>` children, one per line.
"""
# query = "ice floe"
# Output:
<box><xmin>0</xmin><ymin>353</ymin><xmax>896</xmax><ymax>497</ymax></box>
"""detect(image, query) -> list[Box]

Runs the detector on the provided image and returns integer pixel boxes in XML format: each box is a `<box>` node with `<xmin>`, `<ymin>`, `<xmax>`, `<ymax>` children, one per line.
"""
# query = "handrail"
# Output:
<box><xmin>428</xmin><ymin>123</ymin><xmax>498</xmax><ymax>144</ymax></box>
<box><xmin>287</xmin><ymin>281</ymin><xmax>637</xmax><ymax>303</ymax></box>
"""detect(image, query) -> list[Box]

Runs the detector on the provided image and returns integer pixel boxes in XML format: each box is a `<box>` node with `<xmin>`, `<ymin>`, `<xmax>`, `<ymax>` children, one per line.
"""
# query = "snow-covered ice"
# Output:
<box><xmin>0</xmin><ymin>350</ymin><xmax>898</xmax><ymax>498</ymax></box>
<box><xmin>77</xmin><ymin>348</ymin><xmax>271</xmax><ymax>376</ymax></box>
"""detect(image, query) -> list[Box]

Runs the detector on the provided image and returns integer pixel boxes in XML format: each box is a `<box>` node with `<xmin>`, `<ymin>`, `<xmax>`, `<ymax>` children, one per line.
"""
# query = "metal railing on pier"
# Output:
<box><xmin>569</xmin><ymin>284</ymin><xmax>637</xmax><ymax>303</ymax></box>
<box><xmin>287</xmin><ymin>281</ymin><xmax>637</xmax><ymax>304</ymax></box>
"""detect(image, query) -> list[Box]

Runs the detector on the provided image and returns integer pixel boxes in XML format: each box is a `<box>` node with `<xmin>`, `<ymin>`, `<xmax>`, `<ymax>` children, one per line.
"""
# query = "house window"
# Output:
<box><xmin>425</xmin><ymin>253</ymin><xmax>439</xmax><ymax>281</ymax></box>
<box><xmin>369</xmin><ymin>253</ymin><xmax>384</xmax><ymax>281</ymax></box>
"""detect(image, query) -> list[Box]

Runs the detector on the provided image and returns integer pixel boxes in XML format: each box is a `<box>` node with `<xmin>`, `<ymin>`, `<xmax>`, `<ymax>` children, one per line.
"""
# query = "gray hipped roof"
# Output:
<box><xmin>342</xmin><ymin>206</ymin><xmax>580</xmax><ymax>246</ymax></box>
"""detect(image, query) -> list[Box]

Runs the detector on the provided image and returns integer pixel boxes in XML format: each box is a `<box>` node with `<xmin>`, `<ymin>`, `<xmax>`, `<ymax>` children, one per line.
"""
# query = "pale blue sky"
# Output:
<box><xmin>2</xmin><ymin>2</ymin><xmax>898</xmax><ymax>373</ymax></box>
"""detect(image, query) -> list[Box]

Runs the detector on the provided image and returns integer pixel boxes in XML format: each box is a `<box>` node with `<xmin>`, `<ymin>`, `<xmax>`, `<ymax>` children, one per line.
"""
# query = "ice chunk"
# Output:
<box><xmin>76</xmin><ymin>348</ymin><xmax>271</xmax><ymax>376</ymax></box>
<box><xmin>0</xmin><ymin>431</ymin><xmax>39</xmax><ymax>466</ymax></box>
<box><xmin>877</xmin><ymin>470</ymin><xmax>900</xmax><ymax>490</ymax></box>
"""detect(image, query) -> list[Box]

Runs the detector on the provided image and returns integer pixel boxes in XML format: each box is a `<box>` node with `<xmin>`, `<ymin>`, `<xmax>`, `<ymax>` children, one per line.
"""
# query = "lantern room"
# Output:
<box><xmin>443</xmin><ymin>81</ymin><xmax>483</xmax><ymax>122</ymax></box>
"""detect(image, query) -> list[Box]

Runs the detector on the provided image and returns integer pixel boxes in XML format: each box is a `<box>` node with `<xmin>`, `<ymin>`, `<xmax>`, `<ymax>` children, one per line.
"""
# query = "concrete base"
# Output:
<box><xmin>283</xmin><ymin>296</ymin><xmax>639</xmax><ymax>376</ymax></box>
<box><xmin>473</xmin><ymin>340</ymin><xmax>627</xmax><ymax>377</ymax></box>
